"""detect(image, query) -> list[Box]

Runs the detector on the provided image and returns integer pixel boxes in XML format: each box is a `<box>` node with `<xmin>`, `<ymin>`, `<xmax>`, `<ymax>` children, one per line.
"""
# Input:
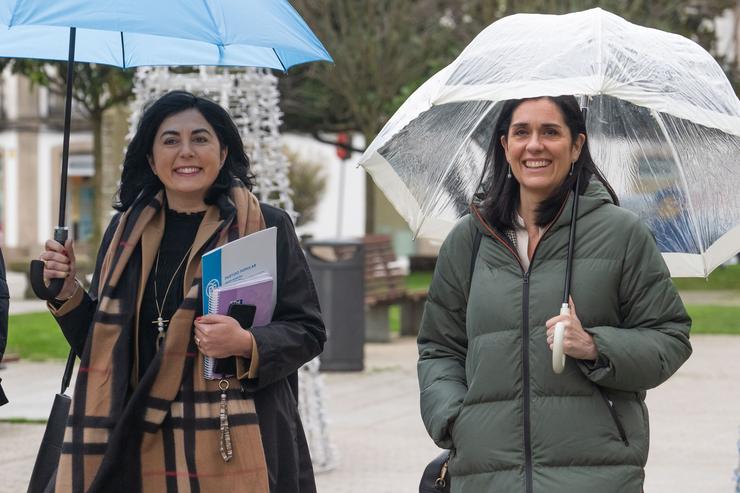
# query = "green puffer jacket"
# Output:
<box><xmin>418</xmin><ymin>181</ymin><xmax>692</xmax><ymax>493</ymax></box>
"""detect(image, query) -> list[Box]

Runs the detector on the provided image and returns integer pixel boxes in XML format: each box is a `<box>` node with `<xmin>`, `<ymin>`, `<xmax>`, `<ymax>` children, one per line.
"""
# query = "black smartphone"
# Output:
<box><xmin>227</xmin><ymin>302</ymin><xmax>257</xmax><ymax>330</ymax></box>
<box><xmin>213</xmin><ymin>303</ymin><xmax>257</xmax><ymax>376</ymax></box>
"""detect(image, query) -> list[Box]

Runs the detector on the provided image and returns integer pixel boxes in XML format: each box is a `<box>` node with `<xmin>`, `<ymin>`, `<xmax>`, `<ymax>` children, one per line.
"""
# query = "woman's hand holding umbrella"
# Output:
<box><xmin>545</xmin><ymin>298</ymin><xmax>597</xmax><ymax>363</ymax></box>
<box><xmin>38</xmin><ymin>239</ymin><xmax>78</xmax><ymax>301</ymax></box>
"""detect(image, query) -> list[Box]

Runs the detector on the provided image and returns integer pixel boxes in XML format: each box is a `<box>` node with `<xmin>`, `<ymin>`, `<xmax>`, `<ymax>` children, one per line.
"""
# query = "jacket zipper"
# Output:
<box><xmin>521</xmin><ymin>271</ymin><xmax>533</xmax><ymax>493</ymax></box>
<box><xmin>599</xmin><ymin>389</ymin><xmax>630</xmax><ymax>446</ymax></box>
<box><xmin>472</xmin><ymin>213</ymin><xmax>534</xmax><ymax>493</ymax></box>
<box><xmin>472</xmin><ymin>200</ymin><xmax>570</xmax><ymax>493</ymax></box>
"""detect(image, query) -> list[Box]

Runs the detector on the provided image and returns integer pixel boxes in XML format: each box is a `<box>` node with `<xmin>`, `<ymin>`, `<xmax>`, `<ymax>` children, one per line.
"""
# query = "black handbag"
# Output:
<box><xmin>27</xmin><ymin>351</ymin><xmax>76</xmax><ymax>493</ymax></box>
<box><xmin>419</xmin><ymin>451</ymin><xmax>451</xmax><ymax>493</ymax></box>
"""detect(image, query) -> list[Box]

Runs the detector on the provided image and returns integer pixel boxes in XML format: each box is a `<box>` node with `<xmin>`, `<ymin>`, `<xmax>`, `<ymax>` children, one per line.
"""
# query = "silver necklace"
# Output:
<box><xmin>152</xmin><ymin>245</ymin><xmax>193</xmax><ymax>348</ymax></box>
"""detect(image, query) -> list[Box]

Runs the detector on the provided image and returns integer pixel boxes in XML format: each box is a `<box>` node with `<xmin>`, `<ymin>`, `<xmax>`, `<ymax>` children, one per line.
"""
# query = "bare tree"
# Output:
<box><xmin>284</xmin><ymin>0</ymin><xmax>735</xmax><ymax>233</ymax></box>
<box><xmin>285</xmin><ymin>0</ymin><xmax>458</xmax><ymax>232</ymax></box>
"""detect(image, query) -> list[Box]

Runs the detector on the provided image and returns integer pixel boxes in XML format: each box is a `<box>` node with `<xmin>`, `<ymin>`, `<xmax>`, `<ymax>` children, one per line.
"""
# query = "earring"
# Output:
<box><xmin>569</xmin><ymin>162</ymin><xmax>575</xmax><ymax>176</ymax></box>
<box><xmin>506</xmin><ymin>164</ymin><xmax>512</xmax><ymax>179</ymax></box>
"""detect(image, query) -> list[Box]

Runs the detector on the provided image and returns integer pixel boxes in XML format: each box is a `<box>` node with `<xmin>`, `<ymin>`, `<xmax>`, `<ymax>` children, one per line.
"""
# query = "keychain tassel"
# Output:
<box><xmin>218</xmin><ymin>379</ymin><xmax>233</xmax><ymax>462</ymax></box>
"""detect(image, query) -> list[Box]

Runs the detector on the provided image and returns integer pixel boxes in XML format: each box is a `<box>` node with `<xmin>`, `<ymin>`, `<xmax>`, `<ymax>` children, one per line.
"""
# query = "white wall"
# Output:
<box><xmin>0</xmin><ymin>132</ymin><xmax>18</xmax><ymax>247</ymax></box>
<box><xmin>716</xmin><ymin>4</ymin><xmax>739</xmax><ymax>64</ymax></box>
<box><xmin>36</xmin><ymin>131</ymin><xmax>91</xmax><ymax>244</ymax></box>
<box><xmin>2</xmin><ymin>71</ymin><xmax>18</xmax><ymax>120</ymax></box>
<box><xmin>282</xmin><ymin>133</ymin><xmax>366</xmax><ymax>240</ymax></box>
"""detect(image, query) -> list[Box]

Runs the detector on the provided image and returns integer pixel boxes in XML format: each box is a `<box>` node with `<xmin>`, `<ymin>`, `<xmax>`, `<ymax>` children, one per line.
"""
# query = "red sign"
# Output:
<box><xmin>336</xmin><ymin>132</ymin><xmax>350</xmax><ymax>160</ymax></box>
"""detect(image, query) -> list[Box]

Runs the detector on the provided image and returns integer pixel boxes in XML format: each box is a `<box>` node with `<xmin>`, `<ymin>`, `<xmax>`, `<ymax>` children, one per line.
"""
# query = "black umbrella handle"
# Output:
<box><xmin>29</xmin><ymin>227</ymin><xmax>69</xmax><ymax>301</ymax></box>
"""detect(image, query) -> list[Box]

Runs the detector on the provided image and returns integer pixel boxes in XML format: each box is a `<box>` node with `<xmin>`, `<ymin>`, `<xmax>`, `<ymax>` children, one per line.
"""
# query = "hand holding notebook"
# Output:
<box><xmin>202</xmin><ymin>272</ymin><xmax>274</xmax><ymax>379</ymax></box>
<box><xmin>197</xmin><ymin>303</ymin><xmax>256</xmax><ymax>377</ymax></box>
<box><xmin>200</xmin><ymin>227</ymin><xmax>277</xmax><ymax>380</ymax></box>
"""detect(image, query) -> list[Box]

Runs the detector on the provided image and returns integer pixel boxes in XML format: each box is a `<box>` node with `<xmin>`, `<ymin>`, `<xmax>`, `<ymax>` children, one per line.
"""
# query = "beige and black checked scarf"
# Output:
<box><xmin>55</xmin><ymin>182</ymin><xmax>269</xmax><ymax>493</ymax></box>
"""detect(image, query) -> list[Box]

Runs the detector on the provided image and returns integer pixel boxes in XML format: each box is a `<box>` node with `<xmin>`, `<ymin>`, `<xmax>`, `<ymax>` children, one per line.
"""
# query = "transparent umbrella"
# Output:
<box><xmin>359</xmin><ymin>7</ymin><xmax>740</xmax><ymax>279</ymax></box>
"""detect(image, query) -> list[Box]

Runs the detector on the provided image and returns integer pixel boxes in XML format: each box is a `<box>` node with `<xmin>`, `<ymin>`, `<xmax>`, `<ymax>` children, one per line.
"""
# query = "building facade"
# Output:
<box><xmin>0</xmin><ymin>69</ymin><xmax>93</xmax><ymax>264</ymax></box>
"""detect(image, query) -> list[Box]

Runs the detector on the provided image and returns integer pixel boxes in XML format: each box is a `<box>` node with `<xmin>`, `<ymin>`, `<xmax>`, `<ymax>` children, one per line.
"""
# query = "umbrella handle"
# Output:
<box><xmin>29</xmin><ymin>228</ymin><xmax>68</xmax><ymax>301</ymax></box>
<box><xmin>552</xmin><ymin>303</ymin><xmax>569</xmax><ymax>374</ymax></box>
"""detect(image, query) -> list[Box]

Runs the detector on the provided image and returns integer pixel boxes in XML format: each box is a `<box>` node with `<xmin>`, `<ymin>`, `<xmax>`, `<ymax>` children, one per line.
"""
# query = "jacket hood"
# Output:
<box><xmin>471</xmin><ymin>178</ymin><xmax>615</xmax><ymax>238</ymax></box>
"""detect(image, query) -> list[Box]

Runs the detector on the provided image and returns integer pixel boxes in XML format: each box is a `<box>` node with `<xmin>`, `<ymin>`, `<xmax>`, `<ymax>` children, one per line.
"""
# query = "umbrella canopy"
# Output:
<box><xmin>0</xmin><ymin>0</ymin><xmax>331</xmax><ymax>70</ymax></box>
<box><xmin>13</xmin><ymin>0</ymin><xmax>332</xmax><ymax>300</ymax></box>
<box><xmin>359</xmin><ymin>8</ymin><xmax>740</xmax><ymax>277</ymax></box>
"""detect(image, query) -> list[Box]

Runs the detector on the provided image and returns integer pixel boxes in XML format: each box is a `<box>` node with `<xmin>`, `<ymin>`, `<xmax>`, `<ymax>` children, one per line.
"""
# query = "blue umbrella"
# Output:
<box><xmin>0</xmin><ymin>0</ymin><xmax>332</xmax><ymax>299</ymax></box>
<box><xmin>0</xmin><ymin>0</ymin><xmax>332</xmax><ymax>70</ymax></box>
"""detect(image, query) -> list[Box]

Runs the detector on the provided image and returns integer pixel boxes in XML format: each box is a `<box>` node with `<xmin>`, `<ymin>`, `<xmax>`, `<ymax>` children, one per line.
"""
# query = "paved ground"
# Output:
<box><xmin>677</xmin><ymin>290</ymin><xmax>740</xmax><ymax>306</ymax></box>
<box><xmin>1</xmin><ymin>334</ymin><xmax>739</xmax><ymax>493</ymax></box>
<box><xmin>5</xmin><ymin>299</ymin><xmax>50</xmax><ymax>315</ymax></box>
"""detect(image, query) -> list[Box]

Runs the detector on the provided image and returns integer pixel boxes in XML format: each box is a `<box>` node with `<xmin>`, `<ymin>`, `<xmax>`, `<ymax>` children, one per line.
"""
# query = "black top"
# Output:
<box><xmin>138</xmin><ymin>208</ymin><xmax>204</xmax><ymax>378</ymax></box>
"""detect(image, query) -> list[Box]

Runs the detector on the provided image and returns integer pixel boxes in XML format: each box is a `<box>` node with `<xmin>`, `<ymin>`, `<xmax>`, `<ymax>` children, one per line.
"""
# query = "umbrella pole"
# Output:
<box><xmin>562</xmin><ymin>171</ymin><xmax>582</xmax><ymax>304</ymax></box>
<box><xmin>57</xmin><ymin>26</ymin><xmax>76</xmax><ymax>234</ymax></box>
<box><xmin>26</xmin><ymin>33</ymin><xmax>79</xmax><ymax>491</ymax></box>
<box><xmin>552</xmin><ymin>169</ymin><xmax>583</xmax><ymax>374</ymax></box>
<box><xmin>553</xmin><ymin>106</ymin><xmax>588</xmax><ymax>374</ymax></box>
<box><xmin>28</xmin><ymin>27</ymin><xmax>76</xmax><ymax>300</ymax></box>
<box><xmin>563</xmin><ymin>105</ymin><xmax>588</xmax><ymax>303</ymax></box>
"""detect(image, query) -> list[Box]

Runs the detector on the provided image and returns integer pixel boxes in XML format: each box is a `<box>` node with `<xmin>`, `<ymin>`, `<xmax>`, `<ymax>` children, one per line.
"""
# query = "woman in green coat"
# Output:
<box><xmin>418</xmin><ymin>95</ymin><xmax>692</xmax><ymax>493</ymax></box>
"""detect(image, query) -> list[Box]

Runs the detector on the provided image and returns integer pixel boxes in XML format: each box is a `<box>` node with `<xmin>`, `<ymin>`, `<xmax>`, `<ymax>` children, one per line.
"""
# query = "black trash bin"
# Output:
<box><xmin>304</xmin><ymin>239</ymin><xmax>364</xmax><ymax>371</ymax></box>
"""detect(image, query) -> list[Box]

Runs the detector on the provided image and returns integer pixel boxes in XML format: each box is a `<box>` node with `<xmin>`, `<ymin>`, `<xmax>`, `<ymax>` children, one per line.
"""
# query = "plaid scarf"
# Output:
<box><xmin>56</xmin><ymin>183</ymin><xmax>269</xmax><ymax>493</ymax></box>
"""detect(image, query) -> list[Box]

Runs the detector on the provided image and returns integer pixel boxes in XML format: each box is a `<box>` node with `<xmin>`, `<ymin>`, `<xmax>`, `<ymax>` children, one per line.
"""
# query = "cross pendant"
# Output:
<box><xmin>153</xmin><ymin>316</ymin><xmax>169</xmax><ymax>333</ymax></box>
<box><xmin>153</xmin><ymin>316</ymin><xmax>169</xmax><ymax>350</ymax></box>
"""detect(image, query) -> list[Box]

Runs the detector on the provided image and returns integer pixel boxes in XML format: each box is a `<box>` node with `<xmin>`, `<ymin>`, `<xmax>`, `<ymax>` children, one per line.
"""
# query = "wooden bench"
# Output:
<box><xmin>400</xmin><ymin>289</ymin><xmax>427</xmax><ymax>337</ymax></box>
<box><xmin>363</xmin><ymin>235</ymin><xmax>428</xmax><ymax>341</ymax></box>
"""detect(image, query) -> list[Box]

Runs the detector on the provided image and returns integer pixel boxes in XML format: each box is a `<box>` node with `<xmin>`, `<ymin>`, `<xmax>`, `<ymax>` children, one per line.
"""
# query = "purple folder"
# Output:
<box><xmin>211</xmin><ymin>276</ymin><xmax>274</xmax><ymax>326</ymax></box>
<box><xmin>203</xmin><ymin>274</ymin><xmax>274</xmax><ymax>380</ymax></box>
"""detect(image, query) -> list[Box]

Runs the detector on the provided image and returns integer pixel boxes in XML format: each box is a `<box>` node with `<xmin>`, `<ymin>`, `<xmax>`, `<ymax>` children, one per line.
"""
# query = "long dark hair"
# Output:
<box><xmin>480</xmin><ymin>95</ymin><xmax>618</xmax><ymax>231</ymax></box>
<box><xmin>115</xmin><ymin>90</ymin><xmax>255</xmax><ymax>211</ymax></box>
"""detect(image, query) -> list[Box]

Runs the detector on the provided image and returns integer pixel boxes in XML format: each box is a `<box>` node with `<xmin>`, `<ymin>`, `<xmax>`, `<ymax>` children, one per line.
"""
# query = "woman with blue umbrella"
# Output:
<box><xmin>0</xmin><ymin>0</ymin><xmax>332</xmax><ymax>299</ymax></box>
<box><xmin>38</xmin><ymin>91</ymin><xmax>325</xmax><ymax>492</ymax></box>
<box><xmin>1</xmin><ymin>2</ymin><xmax>331</xmax><ymax>491</ymax></box>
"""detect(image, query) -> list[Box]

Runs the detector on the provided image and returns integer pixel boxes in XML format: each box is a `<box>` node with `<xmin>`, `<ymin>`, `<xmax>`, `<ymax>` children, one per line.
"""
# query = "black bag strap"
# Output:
<box><xmin>468</xmin><ymin>229</ymin><xmax>482</xmax><ymax>295</ymax></box>
<box><xmin>420</xmin><ymin>227</ymin><xmax>481</xmax><ymax>493</ymax></box>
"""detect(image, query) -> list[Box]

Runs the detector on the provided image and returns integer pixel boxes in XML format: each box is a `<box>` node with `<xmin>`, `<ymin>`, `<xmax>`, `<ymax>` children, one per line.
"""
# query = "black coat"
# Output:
<box><xmin>0</xmin><ymin>247</ymin><xmax>8</xmax><ymax>406</ymax></box>
<box><xmin>53</xmin><ymin>203</ymin><xmax>326</xmax><ymax>492</ymax></box>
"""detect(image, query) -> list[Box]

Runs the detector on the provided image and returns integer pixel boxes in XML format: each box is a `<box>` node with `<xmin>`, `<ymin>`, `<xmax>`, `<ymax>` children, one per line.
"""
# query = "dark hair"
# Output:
<box><xmin>115</xmin><ymin>90</ymin><xmax>255</xmax><ymax>211</ymax></box>
<box><xmin>479</xmin><ymin>95</ymin><xmax>618</xmax><ymax>231</ymax></box>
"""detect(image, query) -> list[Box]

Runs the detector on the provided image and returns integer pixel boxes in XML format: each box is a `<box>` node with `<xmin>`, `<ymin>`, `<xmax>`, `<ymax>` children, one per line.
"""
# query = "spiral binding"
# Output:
<box><xmin>202</xmin><ymin>288</ymin><xmax>221</xmax><ymax>379</ymax></box>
